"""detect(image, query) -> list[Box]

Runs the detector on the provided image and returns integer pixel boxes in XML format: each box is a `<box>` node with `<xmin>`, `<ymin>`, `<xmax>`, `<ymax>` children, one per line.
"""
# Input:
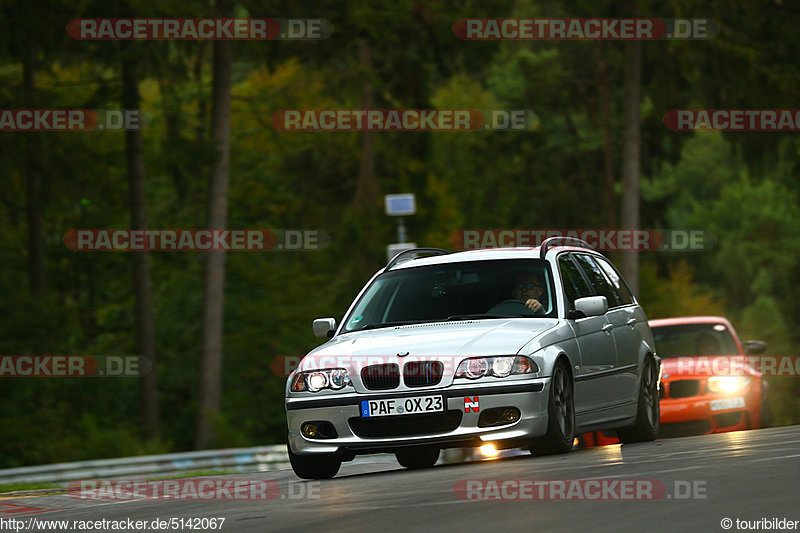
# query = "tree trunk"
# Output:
<box><xmin>157</xmin><ymin>73</ymin><xmax>187</xmax><ymax>201</ymax></box>
<box><xmin>621</xmin><ymin>41</ymin><xmax>642</xmax><ymax>295</ymax></box>
<box><xmin>354</xmin><ymin>39</ymin><xmax>377</xmax><ymax>207</ymax></box>
<box><xmin>196</xmin><ymin>0</ymin><xmax>233</xmax><ymax>449</ymax></box>
<box><xmin>595</xmin><ymin>43</ymin><xmax>616</xmax><ymax>228</ymax></box>
<box><xmin>23</xmin><ymin>42</ymin><xmax>45</xmax><ymax>300</ymax></box>
<box><xmin>194</xmin><ymin>43</ymin><xmax>208</xmax><ymax>143</ymax></box>
<box><xmin>122</xmin><ymin>55</ymin><xmax>161</xmax><ymax>440</ymax></box>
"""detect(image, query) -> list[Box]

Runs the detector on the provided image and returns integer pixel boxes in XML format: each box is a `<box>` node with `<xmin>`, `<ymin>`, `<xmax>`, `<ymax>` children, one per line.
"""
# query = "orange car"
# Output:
<box><xmin>651</xmin><ymin>316</ymin><xmax>769</xmax><ymax>437</ymax></box>
<box><xmin>579</xmin><ymin>316</ymin><xmax>769</xmax><ymax>446</ymax></box>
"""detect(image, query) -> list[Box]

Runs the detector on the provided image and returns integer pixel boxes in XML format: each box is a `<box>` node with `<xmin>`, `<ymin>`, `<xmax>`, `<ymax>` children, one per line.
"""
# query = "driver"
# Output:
<box><xmin>694</xmin><ymin>332</ymin><xmax>721</xmax><ymax>355</ymax></box>
<box><xmin>511</xmin><ymin>273</ymin><xmax>545</xmax><ymax>313</ymax></box>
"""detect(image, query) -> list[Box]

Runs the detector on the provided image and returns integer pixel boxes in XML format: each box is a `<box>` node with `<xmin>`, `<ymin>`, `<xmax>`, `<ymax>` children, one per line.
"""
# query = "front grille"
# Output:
<box><xmin>404</xmin><ymin>361</ymin><xmax>444</xmax><ymax>387</ymax></box>
<box><xmin>714</xmin><ymin>412</ymin><xmax>744</xmax><ymax>428</ymax></box>
<box><xmin>659</xmin><ymin>420</ymin><xmax>711</xmax><ymax>438</ymax></box>
<box><xmin>361</xmin><ymin>364</ymin><xmax>400</xmax><ymax>390</ymax></box>
<box><xmin>349</xmin><ymin>410</ymin><xmax>462</xmax><ymax>438</ymax></box>
<box><xmin>668</xmin><ymin>380</ymin><xmax>700</xmax><ymax>398</ymax></box>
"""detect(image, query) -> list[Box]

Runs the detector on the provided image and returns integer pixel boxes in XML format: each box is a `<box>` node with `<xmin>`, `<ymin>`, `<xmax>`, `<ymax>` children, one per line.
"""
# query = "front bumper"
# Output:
<box><xmin>287</xmin><ymin>379</ymin><xmax>550</xmax><ymax>455</ymax></box>
<box><xmin>659</xmin><ymin>392</ymin><xmax>758</xmax><ymax>436</ymax></box>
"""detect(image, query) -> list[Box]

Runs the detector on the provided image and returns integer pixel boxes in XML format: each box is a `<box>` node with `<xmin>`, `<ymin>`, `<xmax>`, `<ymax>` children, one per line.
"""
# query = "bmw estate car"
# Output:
<box><xmin>285</xmin><ymin>238</ymin><xmax>661</xmax><ymax>479</ymax></box>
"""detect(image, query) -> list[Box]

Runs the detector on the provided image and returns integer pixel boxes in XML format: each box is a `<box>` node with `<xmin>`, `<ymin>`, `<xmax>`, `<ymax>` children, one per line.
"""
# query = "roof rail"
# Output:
<box><xmin>386</xmin><ymin>248</ymin><xmax>450</xmax><ymax>270</ymax></box>
<box><xmin>539</xmin><ymin>237</ymin><xmax>593</xmax><ymax>259</ymax></box>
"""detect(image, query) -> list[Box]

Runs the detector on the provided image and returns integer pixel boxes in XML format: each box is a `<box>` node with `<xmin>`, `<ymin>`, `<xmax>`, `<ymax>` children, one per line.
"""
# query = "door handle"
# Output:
<box><xmin>602</xmin><ymin>324</ymin><xmax>613</xmax><ymax>334</ymax></box>
<box><xmin>626</xmin><ymin>318</ymin><xmax>637</xmax><ymax>327</ymax></box>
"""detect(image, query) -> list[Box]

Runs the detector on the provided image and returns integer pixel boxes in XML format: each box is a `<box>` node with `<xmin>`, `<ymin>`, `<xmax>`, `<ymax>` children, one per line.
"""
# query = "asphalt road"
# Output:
<box><xmin>4</xmin><ymin>425</ymin><xmax>799</xmax><ymax>533</ymax></box>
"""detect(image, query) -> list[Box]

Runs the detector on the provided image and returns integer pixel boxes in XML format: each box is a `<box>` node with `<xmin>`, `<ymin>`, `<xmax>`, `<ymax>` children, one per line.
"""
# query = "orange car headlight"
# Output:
<box><xmin>707</xmin><ymin>376</ymin><xmax>750</xmax><ymax>394</ymax></box>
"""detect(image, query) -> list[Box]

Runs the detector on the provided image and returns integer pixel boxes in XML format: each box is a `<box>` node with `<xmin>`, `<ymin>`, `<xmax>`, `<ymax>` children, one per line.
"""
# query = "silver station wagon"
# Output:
<box><xmin>286</xmin><ymin>238</ymin><xmax>660</xmax><ymax>479</ymax></box>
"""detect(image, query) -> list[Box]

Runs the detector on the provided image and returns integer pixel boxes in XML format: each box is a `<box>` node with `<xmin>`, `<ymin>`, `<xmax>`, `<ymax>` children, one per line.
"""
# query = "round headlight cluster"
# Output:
<box><xmin>329</xmin><ymin>368</ymin><xmax>349</xmax><ymax>389</ymax></box>
<box><xmin>465</xmin><ymin>358</ymin><xmax>489</xmax><ymax>379</ymax></box>
<box><xmin>492</xmin><ymin>358</ymin><xmax>513</xmax><ymax>377</ymax></box>
<box><xmin>306</xmin><ymin>372</ymin><xmax>328</xmax><ymax>392</ymax></box>
<box><xmin>291</xmin><ymin>368</ymin><xmax>351</xmax><ymax>392</ymax></box>
<box><xmin>455</xmin><ymin>356</ymin><xmax>538</xmax><ymax>379</ymax></box>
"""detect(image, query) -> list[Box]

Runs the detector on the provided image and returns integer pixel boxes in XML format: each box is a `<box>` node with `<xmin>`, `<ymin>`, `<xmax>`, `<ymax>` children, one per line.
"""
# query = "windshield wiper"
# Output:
<box><xmin>360</xmin><ymin>320</ymin><xmax>432</xmax><ymax>330</ymax></box>
<box><xmin>446</xmin><ymin>314</ymin><xmax>526</xmax><ymax>320</ymax></box>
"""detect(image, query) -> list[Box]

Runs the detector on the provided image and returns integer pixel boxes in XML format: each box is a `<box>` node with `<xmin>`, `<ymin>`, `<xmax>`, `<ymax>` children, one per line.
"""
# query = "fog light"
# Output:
<box><xmin>301</xmin><ymin>423</ymin><xmax>318</xmax><ymax>438</ymax></box>
<box><xmin>502</xmin><ymin>408</ymin><xmax>520</xmax><ymax>422</ymax></box>
<box><xmin>479</xmin><ymin>444</ymin><xmax>499</xmax><ymax>457</ymax></box>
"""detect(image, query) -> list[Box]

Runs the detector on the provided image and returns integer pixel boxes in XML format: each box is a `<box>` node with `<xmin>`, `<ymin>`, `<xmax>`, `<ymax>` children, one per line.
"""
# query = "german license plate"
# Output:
<box><xmin>360</xmin><ymin>395</ymin><xmax>444</xmax><ymax>418</ymax></box>
<box><xmin>710</xmin><ymin>397</ymin><xmax>745</xmax><ymax>411</ymax></box>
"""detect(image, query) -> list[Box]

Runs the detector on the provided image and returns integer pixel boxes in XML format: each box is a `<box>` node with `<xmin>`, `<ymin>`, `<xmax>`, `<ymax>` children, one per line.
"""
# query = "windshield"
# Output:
<box><xmin>341</xmin><ymin>259</ymin><xmax>557</xmax><ymax>332</ymax></box>
<box><xmin>651</xmin><ymin>323</ymin><xmax>739</xmax><ymax>357</ymax></box>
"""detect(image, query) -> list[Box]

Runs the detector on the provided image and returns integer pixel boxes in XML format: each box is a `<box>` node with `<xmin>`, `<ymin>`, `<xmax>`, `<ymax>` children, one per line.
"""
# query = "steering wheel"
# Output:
<box><xmin>490</xmin><ymin>298</ymin><xmax>544</xmax><ymax>315</ymax></box>
<box><xmin>497</xmin><ymin>299</ymin><xmax>527</xmax><ymax>305</ymax></box>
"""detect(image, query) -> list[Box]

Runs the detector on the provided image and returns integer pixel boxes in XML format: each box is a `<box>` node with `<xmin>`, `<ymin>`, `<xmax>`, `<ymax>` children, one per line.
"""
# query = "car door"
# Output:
<box><xmin>558</xmin><ymin>254</ymin><xmax>618</xmax><ymax>413</ymax></box>
<box><xmin>592</xmin><ymin>255</ymin><xmax>642</xmax><ymax>402</ymax></box>
<box><xmin>572</xmin><ymin>253</ymin><xmax>636</xmax><ymax>405</ymax></box>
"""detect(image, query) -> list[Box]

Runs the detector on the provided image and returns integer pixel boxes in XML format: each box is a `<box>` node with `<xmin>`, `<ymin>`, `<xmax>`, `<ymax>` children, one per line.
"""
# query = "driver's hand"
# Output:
<box><xmin>525</xmin><ymin>299</ymin><xmax>543</xmax><ymax>312</ymax></box>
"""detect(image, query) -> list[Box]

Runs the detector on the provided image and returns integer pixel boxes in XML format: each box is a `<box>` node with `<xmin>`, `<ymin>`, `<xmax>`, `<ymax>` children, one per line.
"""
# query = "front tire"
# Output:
<box><xmin>288</xmin><ymin>444</ymin><xmax>341</xmax><ymax>479</ymax></box>
<box><xmin>396</xmin><ymin>446</ymin><xmax>440</xmax><ymax>469</ymax></box>
<box><xmin>529</xmin><ymin>360</ymin><xmax>575</xmax><ymax>456</ymax></box>
<box><xmin>618</xmin><ymin>355</ymin><xmax>659</xmax><ymax>443</ymax></box>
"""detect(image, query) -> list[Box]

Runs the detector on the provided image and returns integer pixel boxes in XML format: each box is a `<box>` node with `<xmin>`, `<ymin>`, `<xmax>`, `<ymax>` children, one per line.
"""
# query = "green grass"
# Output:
<box><xmin>0</xmin><ymin>470</ymin><xmax>238</xmax><ymax>496</ymax></box>
<box><xmin>0</xmin><ymin>482</ymin><xmax>63</xmax><ymax>495</ymax></box>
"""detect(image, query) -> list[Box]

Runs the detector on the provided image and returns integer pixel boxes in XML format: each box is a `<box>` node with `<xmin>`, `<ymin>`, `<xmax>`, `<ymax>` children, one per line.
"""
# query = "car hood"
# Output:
<box><xmin>660</xmin><ymin>355</ymin><xmax>759</xmax><ymax>380</ymax></box>
<box><xmin>298</xmin><ymin>319</ymin><xmax>558</xmax><ymax>372</ymax></box>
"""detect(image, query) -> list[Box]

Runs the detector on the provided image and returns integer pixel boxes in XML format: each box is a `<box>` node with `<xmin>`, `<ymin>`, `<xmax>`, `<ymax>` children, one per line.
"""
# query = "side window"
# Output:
<box><xmin>558</xmin><ymin>255</ymin><xmax>594</xmax><ymax>310</ymax></box>
<box><xmin>594</xmin><ymin>257</ymin><xmax>634</xmax><ymax>305</ymax></box>
<box><xmin>573</xmin><ymin>254</ymin><xmax>623</xmax><ymax>308</ymax></box>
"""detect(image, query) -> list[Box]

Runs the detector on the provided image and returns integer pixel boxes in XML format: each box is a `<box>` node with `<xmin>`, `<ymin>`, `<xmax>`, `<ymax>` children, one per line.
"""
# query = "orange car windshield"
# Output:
<box><xmin>651</xmin><ymin>324</ymin><xmax>739</xmax><ymax>357</ymax></box>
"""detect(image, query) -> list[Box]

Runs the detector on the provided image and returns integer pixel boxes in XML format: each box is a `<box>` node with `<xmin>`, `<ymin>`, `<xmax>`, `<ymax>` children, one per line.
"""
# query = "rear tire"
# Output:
<box><xmin>396</xmin><ymin>446</ymin><xmax>440</xmax><ymax>469</ymax></box>
<box><xmin>618</xmin><ymin>355</ymin><xmax>659</xmax><ymax>443</ymax></box>
<box><xmin>288</xmin><ymin>444</ymin><xmax>341</xmax><ymax>479</ymax></box>
<box><xmin>529</xmin><ymin>360</ymin><xmax>575</xmax><ymax>456</ymax></box>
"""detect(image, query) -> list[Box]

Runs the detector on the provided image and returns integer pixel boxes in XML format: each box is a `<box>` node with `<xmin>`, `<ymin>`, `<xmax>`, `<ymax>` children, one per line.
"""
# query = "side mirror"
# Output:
<box><xmin>573</xmin><ymin>296</ymin><xmax>608</xmax><ymax>318</ymax></box>
<box><xmin>312</xmin><ymin>318</ymin><xmax>337</xmax><ymax>339</ymax></box>
<box><xmin>743</xmin><ymin>340</ymin><xmax>767</xmax><ymax>355</ymax></box>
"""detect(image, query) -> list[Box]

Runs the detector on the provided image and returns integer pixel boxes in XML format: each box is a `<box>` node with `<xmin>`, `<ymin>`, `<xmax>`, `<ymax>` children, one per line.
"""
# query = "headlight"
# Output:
<box><xmin>291</xmin><ymin>368</ymin><xmax>351</xmax><ymax>392</ymax></box>
<box><xmin>708</xmin><ymin>376</ymin><xmax>750</xmax><ymax>394</ymax></box>
<box><xmin>456</xmin><ymin>356</ymin><xmax>538</xmax><ymax>379</ymax></box>
<box><xmin>306</xmin><ymin>372</ymin><xmax>328</xmax><ymax>392</ymax></box>
<box><xmin>328</xmin><ymin>368</ymin><xmax>349</xmax><ymax>389</ymax></box>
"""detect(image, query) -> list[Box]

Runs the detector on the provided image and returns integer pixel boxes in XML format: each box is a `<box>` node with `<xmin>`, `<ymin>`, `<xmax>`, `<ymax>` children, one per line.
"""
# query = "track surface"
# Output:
<box><xmin>4</xmin><ymin>425</ymin><xmax>799</xmax><ymax>533</ymax></box>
